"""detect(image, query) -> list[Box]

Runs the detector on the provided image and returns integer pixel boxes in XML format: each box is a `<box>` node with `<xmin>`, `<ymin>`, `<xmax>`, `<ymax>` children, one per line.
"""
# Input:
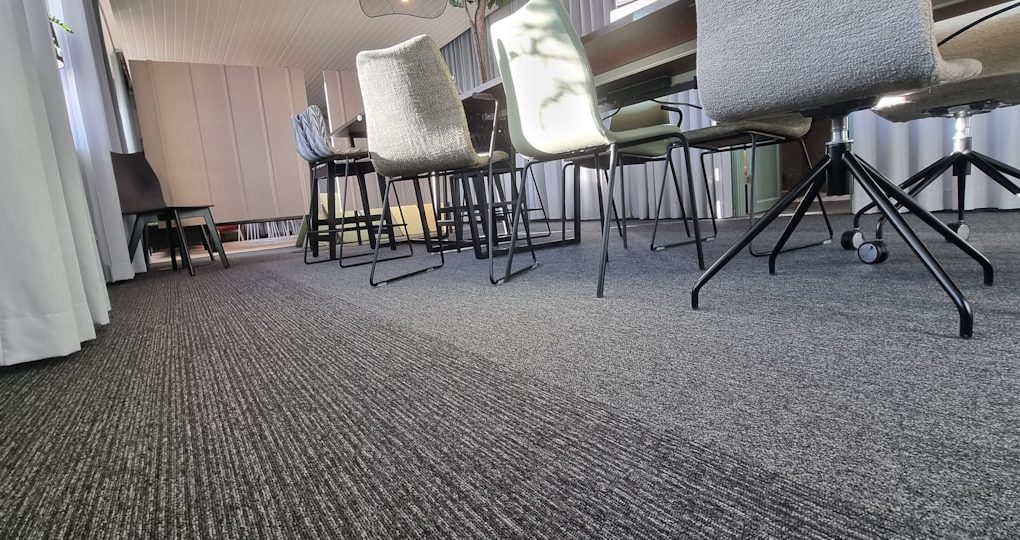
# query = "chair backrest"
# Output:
<box><xmin>291</xmin><ymin>114</ymin><xmax>319</xmax><ymax>163</ymax></box>
<box><xmin>695</xmin><ymin>0</ymin><xmax>963</xmax><ymax>121</ymax></box>
<box><xmin>491</xmin><ymin>0</ymin><xmax>609</xmax><ymax>160</ymax></box>
<box><xmin>356</xmin><ymin>35</ymin><xmax>478</xmax><ymax>178</ymax></box>
<box><xmin>110</xmin><ymin>151</ymin><xmax>168</xmax><ymax>215</ymax></box>
<box><xmin>300</xmin><ymin>105</ymin><xmax>336</xmax><ymax>159</ymax></box>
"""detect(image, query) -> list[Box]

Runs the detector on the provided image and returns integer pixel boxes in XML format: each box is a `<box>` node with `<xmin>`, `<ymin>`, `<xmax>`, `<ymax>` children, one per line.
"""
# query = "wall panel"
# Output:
<box><xmin>129</xmin><ymin>59</ymin><xmax>308</xmax><ymax>223</ymax></box>
<box><xmin>189</xmin><ymin>63</ymin><xmax>248</xmax><ymax>222</ymax></box>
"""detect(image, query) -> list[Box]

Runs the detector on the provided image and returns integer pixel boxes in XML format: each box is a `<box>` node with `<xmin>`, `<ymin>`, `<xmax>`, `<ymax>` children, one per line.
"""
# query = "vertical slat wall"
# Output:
<box><xmin>129</xmin><ymin>60</ymin><xmax>309</xmax><ymax>223</ymax></box>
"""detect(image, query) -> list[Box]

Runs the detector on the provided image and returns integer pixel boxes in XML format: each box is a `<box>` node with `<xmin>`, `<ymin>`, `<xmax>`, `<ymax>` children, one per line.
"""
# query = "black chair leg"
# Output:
<box><xmin>172</xmin><ymin>210</ymin><xmax>195</xmax><ymax>276</ymax></box>
<box><xmin>200</xmin><ymin>208</ymin><xmax>229</xmax><ymax>268</ymax></box>
<box><xmin>165</xmin><ymin>216</ymin><xmax>178</xmax><ymax>272</ymax></box>
<box><xmin>850</xmin><ymin>154</ymin><xmax>992</xmax><ymax>285</ymax></box>
<box><xmin>597</xmin><ymin>145</ymin><xmax>622</xmax><ymax>297</ymax></box>
<box><xmin>692</xmin><ymin>155</ymin><xmax>832</xmax><ymax>309</ymax></box>
<box><xmin>842</xmin><ymin>153</ymin><xmax>975</xmax><ymax>338</ymax></box>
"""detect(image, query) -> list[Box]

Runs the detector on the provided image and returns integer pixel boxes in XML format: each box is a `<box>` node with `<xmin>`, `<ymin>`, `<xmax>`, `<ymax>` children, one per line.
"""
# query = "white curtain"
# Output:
<box><xmin>50</xmin><ymin>0</ymin><xmax>140</xmax><ymax>281</ymax></box>
<box><xmin>852</xmin><ymin>107</ymin><xmax>1020</xmax><ymax>213</ymax></box>
<box><xmin>0</xmin><ymin>0</ymin><xmax>111</xmax><ymax>366</ymax></box>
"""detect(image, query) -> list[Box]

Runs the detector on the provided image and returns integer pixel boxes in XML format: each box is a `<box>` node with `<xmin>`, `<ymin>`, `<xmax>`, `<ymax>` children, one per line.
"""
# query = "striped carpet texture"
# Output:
<box><xmin>2</xmin><ymin>212</ymin><xmax>1018</xmax><ymax>537</ymax></box>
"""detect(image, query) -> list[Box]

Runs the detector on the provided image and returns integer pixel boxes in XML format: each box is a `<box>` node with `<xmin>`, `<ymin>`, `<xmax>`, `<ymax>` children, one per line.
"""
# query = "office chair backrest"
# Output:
<box><xmin>110</xmin><ymin>151</ymin><xmax>169</xmax><ymax>215</ymax></box>
<box><xmin>291</xmin><ymin>114</ymin><xmax>320</xmax><ymax>162</ymax></box>
<box><xmin>356</xmin><ymin>35</ymin><xmax>478</xmax><ymax>178</ymax></box>
<box><xmin>491</xmin><ymin>0</ymin><xmax>610</xmax><ymax>160</ymax></box>
<box><xmin>695</xmin><ymin>0</ymin><xmax>977</xmax><ymax>121</ymax></box>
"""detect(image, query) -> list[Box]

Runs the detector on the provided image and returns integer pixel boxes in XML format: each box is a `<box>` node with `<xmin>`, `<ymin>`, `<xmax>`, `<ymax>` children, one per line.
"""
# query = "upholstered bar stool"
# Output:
<box><xmin>492</xmin><ymin>0</ymin><xmax>708</xmax><ymax>296</ymax></box>
<box><xmin>357</xmin><ymin>35</ymin><xmax>514</xmax><ymax>285</ymax></box>
<box><xmin>690</xmin><ymin>0</ymin><xmax>993</xmax><ymax>338</ymax></box>
<box><xmin>291</xmin><ymin>106</ymin><xmax>398</xmax><ymax>267</ymax></box>
<box><xmin>842</xmin><ymin>6</ymin><xmax>1020</xmax><ymax>261</ymax></box>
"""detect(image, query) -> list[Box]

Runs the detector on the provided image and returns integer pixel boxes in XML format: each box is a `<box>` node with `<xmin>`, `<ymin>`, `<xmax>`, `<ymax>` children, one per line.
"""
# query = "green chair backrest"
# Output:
<box><xmin>490</xmin><ymin>0</ymin><xmax>610</xmax><ymax>160</ymax></box>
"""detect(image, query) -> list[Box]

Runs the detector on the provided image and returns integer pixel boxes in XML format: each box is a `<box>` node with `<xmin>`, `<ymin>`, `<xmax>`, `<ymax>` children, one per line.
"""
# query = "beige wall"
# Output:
<box><xmin>130</xmin><ymin>60</ymin><xmax>309</xmax><ymax>223</ymax></box>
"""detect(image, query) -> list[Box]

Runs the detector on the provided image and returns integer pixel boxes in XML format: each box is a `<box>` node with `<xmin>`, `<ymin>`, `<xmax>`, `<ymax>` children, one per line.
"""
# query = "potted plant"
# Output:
<box><xmin>448</xmin><ymin>0</ymin><xmax>511</xmax><ymax>82</ymax></box>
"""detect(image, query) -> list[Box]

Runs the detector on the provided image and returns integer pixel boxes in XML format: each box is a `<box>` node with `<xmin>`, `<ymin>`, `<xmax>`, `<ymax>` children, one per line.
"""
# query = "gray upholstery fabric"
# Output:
<box><xmin>874</xmin><ymin>9</ymin><xmax>1020</xmax><ymax>122</ymax></box>
<box><xmin>357</xmin><ymin>35</ymin><xmax>491</xmax><ymax>178</ymax></box>
<box><xmin>685</xmin><ymin>114</ymin><xmax>812</xmax><ymax>145</ymax></box>
<box><xmin>291</xmin><ymin>115</ymin><xmax>319</xmax><ymax>163</ymax></box>
<box><xmin>695</xmin><ymin>0</ymin><xmax>982</xmax><ymax>122</ymax></box>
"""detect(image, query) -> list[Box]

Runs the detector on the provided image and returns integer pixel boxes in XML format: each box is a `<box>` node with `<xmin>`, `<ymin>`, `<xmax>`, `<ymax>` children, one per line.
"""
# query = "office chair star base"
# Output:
<box><xmin>691</xmin><ymin>116</ymin><xmax>994</xmax><ymax>339</ymax></box>
<box><xmin>841</xmin><ymin>151</ymin><xmax>1020</xmax><ymax>259</ymax></box>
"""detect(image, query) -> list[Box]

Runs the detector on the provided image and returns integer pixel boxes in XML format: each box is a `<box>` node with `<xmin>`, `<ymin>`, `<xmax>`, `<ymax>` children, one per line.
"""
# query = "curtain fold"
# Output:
<box><xmin>851</xmin><ymin>107</ymin><xmax>1020</xmax><ymax>213</ymax></box>
<box><xmin>0</xmin><ymin>0</ymin><xmax>111</xmax><ymax>366</ymax></box>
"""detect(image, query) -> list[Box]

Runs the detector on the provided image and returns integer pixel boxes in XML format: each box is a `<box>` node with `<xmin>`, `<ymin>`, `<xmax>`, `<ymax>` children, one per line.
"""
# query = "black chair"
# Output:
<box><xmin>111</xmin><ymin>151</ymin><xmax>229</xmax><ymax>276</ymax></box>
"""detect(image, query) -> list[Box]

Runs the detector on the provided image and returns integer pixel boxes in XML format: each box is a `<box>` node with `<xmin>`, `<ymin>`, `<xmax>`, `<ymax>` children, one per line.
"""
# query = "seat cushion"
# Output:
<box><xmin>328</xmin><ymin>147</ymin><xmax>370</xmax><ymax>160</ymax></box>
<box><xmin>685</xmin><ymin>114</ymin><xmax>812</xmax><ymax>148</ymax></box>
<box><xmin>474</xmin><ymin>150</ymin><xmax>510</xmax><ymax>168</ymax></box>
<box><xmin>606</xmin><ymin>124</ymin><xmax>683</xmax><ymax>158</ymax></box>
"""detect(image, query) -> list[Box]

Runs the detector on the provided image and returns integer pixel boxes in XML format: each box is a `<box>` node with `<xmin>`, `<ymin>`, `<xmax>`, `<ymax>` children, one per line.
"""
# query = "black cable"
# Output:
<box><xmin>651</xmin><ymin>99</ymin><xmax>703</xmax><ymax>110</ymax></box>
<box><xmin>938</xmin><ymin>1</ymin><xmax>1020</xmax><ymax>47</ymax></box>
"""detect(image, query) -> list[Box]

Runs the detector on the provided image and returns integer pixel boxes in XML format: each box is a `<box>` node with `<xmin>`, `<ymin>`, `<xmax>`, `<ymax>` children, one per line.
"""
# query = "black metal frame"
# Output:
<box><xmin>842</xmin><ymin>113</ymin><xmax>1020</xmax><ymax>255</ymax></box>
<box><xmin>693</xmin><ymin>133</ymin><xmax>834</xmax><ymax>256</ymax></box>
<box><xmin>503</xmin><ymin>130</ymin><xmax>708</xmax><ymax>297</ymax></box>
<box><xmin>302</xmin><ymin>156</ymin><xmax>413</xmax><ymax>267</ymax></box>
<box><xmin>127</xmin><ymin>207</ymin><xmax>229</xmax><ymax>277</ymax></box>
<box><xmin>691</xmin><ymin>115</ymin><xmax>993</xmax><ymax>339</ymax></box>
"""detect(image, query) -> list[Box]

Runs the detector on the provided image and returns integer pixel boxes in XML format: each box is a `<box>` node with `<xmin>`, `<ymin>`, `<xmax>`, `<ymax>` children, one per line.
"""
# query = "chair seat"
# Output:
<box><xmin>609</xmin><ymin>124</ymin><xmax>683</xmax><ymax>158</ymax></box>
<box><xmin>328</xmin><ymin>147</ymin><xmax>370</xmax><ymax>159</ymax></box>
<box><xmin>685</xmin><ymin>114</ymin><xmax>812</xmax><ymax>149</ymax></box>
<box><xmin>874</xmin><ymin>7</ymin><xmax>1020</xmax><ymax>123</ymax></box>
<box><xmin>874</xmin><ymin>72</ymin><xmax>1020</xmax><ymax>123</ymax></box>
<box><xmin>474</xmin><ymin>150</ymin><xmax>510</xmax><ymax>168</ymax></box>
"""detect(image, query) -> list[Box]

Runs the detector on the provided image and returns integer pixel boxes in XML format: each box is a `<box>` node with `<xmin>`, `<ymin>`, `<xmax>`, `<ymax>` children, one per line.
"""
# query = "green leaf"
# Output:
<box><xmin>49</xmin><ymin>15</ymin><xmax>73</xmax><ymax>34</ymax></box>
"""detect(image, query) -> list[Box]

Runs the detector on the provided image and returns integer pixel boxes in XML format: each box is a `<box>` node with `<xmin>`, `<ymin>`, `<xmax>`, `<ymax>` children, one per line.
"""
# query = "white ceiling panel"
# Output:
<box><xmin>100</xmin><ymin>0</ymin><xmax>471</xmax><ymax>108</ymax></box>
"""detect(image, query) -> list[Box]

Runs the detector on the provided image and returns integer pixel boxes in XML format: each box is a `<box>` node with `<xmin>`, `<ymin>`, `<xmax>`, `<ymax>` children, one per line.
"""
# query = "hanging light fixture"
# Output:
<box><xmin>359</xmin><ymin>0</ymin><xmax>449</xmax><ymax>19</ymax></box>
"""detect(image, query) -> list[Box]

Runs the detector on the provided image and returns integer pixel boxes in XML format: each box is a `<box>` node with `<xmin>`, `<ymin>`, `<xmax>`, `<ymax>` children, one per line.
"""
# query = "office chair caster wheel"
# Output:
<box><xmin>858</xmin><ymin>240</ymin><xmax>888</xmax><ymax>265</ymax></box>
<box><xmin>948</xmin><ymin>222</ymin><xmax>970</xmax><ymax>241</ymax></box>
<box><xmin>840</xmin><ymin>229</ymin><xmax>864</xmax><ymax>250</ymax></box>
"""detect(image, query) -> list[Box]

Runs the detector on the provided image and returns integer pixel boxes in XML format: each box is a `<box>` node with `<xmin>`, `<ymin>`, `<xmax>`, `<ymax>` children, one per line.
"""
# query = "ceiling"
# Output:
<box><xmin>99</xmin><ymin>0</ymin><xmax>472</xmax><ymax>108</ymax></box>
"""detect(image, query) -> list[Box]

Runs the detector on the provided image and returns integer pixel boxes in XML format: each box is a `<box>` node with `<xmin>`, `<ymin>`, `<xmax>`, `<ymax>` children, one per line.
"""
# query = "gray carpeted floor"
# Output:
<box><xmin>1</xmin><ymin>212</ymin><xmax>1018</xmax><ymax>538</ymax></box>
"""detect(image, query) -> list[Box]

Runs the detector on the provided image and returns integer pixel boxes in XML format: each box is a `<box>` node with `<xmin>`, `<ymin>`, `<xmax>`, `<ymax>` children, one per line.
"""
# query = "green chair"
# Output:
<box><xmin>491</xmin><ymin>0</ymin><xmax>706</xmax><ymax>297</ymax></box>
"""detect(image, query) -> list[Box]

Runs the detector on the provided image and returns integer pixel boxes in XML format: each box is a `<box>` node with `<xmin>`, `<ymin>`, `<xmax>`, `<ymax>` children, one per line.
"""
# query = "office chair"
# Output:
<box><xmin>356</xmin><ymin>35</ymin><xmax>517</xmax><ymax>285</ymax></box>
<box><xmin>491</xmin><ymin>0</ymin><xmax>708</xmax><ymax>297</ymax></box>
<box><xmin>841</xmin><ymin>6</ymin><xmax>1020</xmax><ymax>262</ymax></box>
<box><xmin>111</xmin><ymin>151</ymin><xmax>229</xmax><ymax>277</ymax></box>
<box><xmin>691</xmin><ymin>0</ymin><xmax>992</xmax><ymax>338</ymax></box>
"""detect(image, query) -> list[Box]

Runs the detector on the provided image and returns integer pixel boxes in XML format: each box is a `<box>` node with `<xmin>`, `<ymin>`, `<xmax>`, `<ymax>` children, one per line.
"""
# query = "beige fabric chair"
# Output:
<box><xmin>356</xmin><ymin>35</ymin><xmax>511</xmax><ymax>285</ymax></box>
<box><xmin>848</xmin><ymin>7</ymin><xmax>1020</xmax><ymax>245</ymax></box>
<box><xmin>691</xmin><ymin>0</ymin><xmax>989</xmax><ymax>338</ymax></box>
<box><xmin>491</xmin><ymin>0</ymin><xmax>706</xmax><ymax>297</ymax></box>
